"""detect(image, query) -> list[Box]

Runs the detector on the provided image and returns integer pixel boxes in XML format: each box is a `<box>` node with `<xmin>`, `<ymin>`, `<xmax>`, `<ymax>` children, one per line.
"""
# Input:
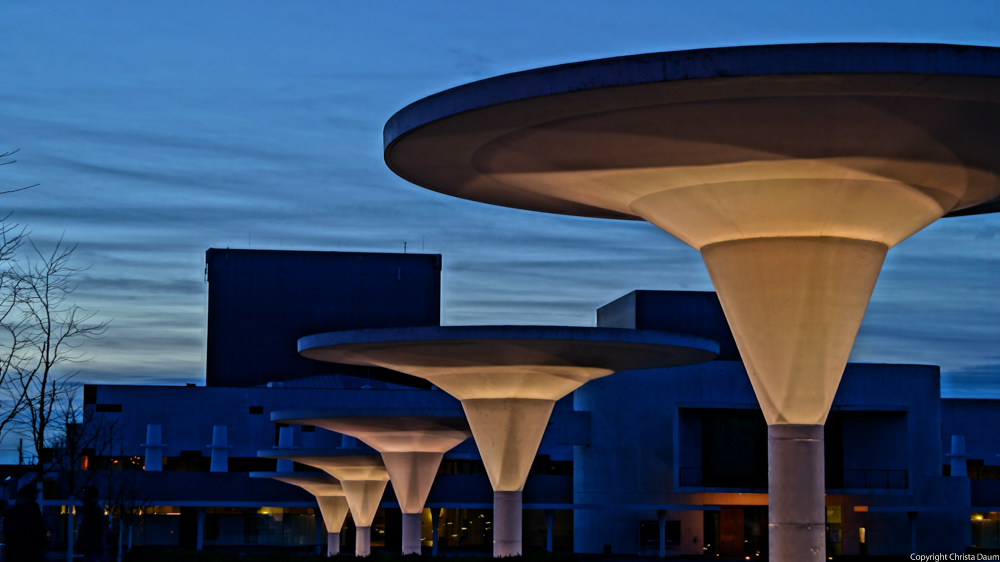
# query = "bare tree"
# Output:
<box><xmin>0</xmin><ymin>149</ymin><xmax>39</xmax><ymax>195</ymax></box>
<box><xmin>0</xmin><ymin>220</ymin><xmax>30</xmax><ymax>442</ymax></box>
<box><xmin>86</xmin><ymin>410</ymin><xmax>147</xmax><ymax>561</ymax></box>
<box><xmin>47</xmin><ymin>393</ymin><xmax>101</xmax><ymax>497</ymax></box>
<box><xmin>15</xmin><ymin>239</ymin><xmax>109</xmax><ymax>474</ymax></box>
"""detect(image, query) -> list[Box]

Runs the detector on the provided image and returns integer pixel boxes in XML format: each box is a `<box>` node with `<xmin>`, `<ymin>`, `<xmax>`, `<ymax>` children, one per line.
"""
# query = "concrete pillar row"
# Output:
<box><xmin>768</xmin><ymin>424</ymin><xmax>825</xmax><ymax>562</ymax></box>
<box><xmin>294</xmin><ymin>329</ymin><xmax>716</xmax><ymax>559</ymax></box>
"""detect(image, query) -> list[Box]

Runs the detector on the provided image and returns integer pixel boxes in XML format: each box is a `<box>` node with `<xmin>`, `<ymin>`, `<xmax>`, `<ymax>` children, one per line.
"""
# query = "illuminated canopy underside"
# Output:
<box><xmin>249</xmin><ymin>472</ymin><xmax>349</xmax><ymax>534</ymax></box>
<box><xmin>382</xmin><ymin>44</ymin><xmax>1000</xmax><ymax>425</ymax></box>
<box><xmin>271</xmin><ymin>414</ymin><xmax>471</xmax><ymax>513</ymax></box>
<box><xmin>257</xmin><ymin>452</ymin><xmax>388</xmax><ymax>527</ymax></box>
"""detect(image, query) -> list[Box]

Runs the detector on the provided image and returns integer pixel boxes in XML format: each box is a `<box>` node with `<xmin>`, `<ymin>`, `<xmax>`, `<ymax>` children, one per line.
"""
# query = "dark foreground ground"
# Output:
<box><xmin>93</xmin><ymin>549</ymin><xmax>933</xmax><ymax>562</ymax></box>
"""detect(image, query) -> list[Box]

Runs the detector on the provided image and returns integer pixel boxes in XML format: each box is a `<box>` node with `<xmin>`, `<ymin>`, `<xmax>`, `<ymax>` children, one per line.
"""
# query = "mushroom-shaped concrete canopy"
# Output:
<box><xmin>383</xmin><ymin>43</ymin><xmax>1000</xmax><ymax>428</ymax></box>
<box><xmin>257</xmin><ymin>451</ymin><xmax>388</xmax><ymax>556</ymax></box>
<box><xmin>299</xmin><ymin>326</ymin><xmax>717</xmax><ymax>556</ymax></box>
<box><xmin>381</xmin><ymin>43</ymin><xmax>1000</xmax><ymax>561</ymax></box>
<box><xmin>249</xmin><ymin>472</ymin><xmax>349</xmax><ymax>556</ymax></box>
<box><xmin>299</xmin><ymin>326</ymin><xmax>716</xmax><ymax>491</ymax></box>
<box><xmin>273</xmin><ymin>412</ymin><xmax>471</xmax><ymax>555</ymax></box>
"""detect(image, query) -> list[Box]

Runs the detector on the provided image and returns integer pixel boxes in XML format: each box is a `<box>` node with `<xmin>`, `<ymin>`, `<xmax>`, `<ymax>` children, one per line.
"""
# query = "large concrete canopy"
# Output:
<box><xmin>271</xmin><ymin>412</ymin><xmax>470</xmax><ymax>454</ymax></box>
<box><xmin>384</xmin><ymin>42</ymin><xmax>1000</xmax><ymax>223</ymax></box>
<box><xmin>299</xmin><ymin>325</ymin><xmax>718</xmax><ymax>401</ymax></box>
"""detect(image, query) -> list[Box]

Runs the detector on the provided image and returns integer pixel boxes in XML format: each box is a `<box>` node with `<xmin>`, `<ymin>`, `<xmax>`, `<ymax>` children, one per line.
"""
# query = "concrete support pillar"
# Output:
<box><xmin>657</xmin><ymin>509</ymin><xmax>666</xmax><ymax>558</ymax></box>
<box><xmin>327</xmin><ymin>532</ymin><xmax>340</xmax><ymax>557</ymax></box>
<box><xmin>315</xmin><ymin>511</ymin><xmax>323</xmax><ymax>556</ymax></box>
<box><xmin>275</xmin><ymin>427</ymin><xmax>295</xmax><ymax>473</ymax></box>
<box><xmin>141</xmin><ymin>424</ymin><xmax>166</xmax><ymax>471</ymax></box>
<box><xmin>949</xmin><ymin>435</ymin><xmax>968</xmax><ymax>477</ymax></box>
<box><xmin>431</xmin><ymin>508</ymin><xmax>440</xmax><ymax>555</ymax></box>
<box><xmin>356</xmin><ymin>526</ymin><xmax>371</xmax><ymax>557</ymax></box>
<box><xmin>493</xmin><ymin>490</ymin><xmax>522</xmax><ymax>557</ymax></box>
<box><xmin>546</xmin><ymin>509</ymin><xmax>555</xmax><ymax>552</ymax></box>
<box><xmin>66</xmin><ymin>498</ymin><xmax>75</xmax><ymax>562</ymax></box>
<box><xmin>462</xmin><ymin>398</ymin><xmax>554</xmax><ymax>557</ymax></box>
<box><xmin>768</xmin><ymin>424</ymin><xmax>825</xmax><ymax>562</ymax></box>
<box><xmin>196</xmin><ymin>507</ymin><xmax>205</xmax><ymax>550</ymax></box>
<box><xmin>381</xmin><ymin>451</ymin><xmax>444</xmax><ymax>555</ymax></box>
<box><xmin>207</xmin><ymin>426</ymin><xmax>231</xmax><ymax>472</ymax></box>
<box><xmin>402</xmin><ymin>512</ymin><xmax>422</xmax><ymax>554</ymax></box>
<box><xmin>316</xmin><ymin>496</ymin><xmax>349</xmax><ymax>557</ymax></box>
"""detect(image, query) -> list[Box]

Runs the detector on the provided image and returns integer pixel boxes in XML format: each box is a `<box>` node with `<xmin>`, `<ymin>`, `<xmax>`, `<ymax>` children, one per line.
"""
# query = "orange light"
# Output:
<box><xmin>854</xmin><ymin>506</ymin><xmax>868</xmax><ymax>512</ymax></box>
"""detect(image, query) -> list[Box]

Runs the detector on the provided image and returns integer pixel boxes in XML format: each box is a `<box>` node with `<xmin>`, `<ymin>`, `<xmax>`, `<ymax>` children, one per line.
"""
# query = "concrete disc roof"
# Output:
<box><xmin>256</xmin><ymin>451</ymin><xmax>389</xmax><ymax>481</ymax></box>
<box><xmin>383</xmin><ymin>42</ymin><xmax>1000</xmax><ymax>220</ymax></box>
<box><xmin>270</xmin><ymin>413</ymin><xmax>471</xmax><ymax>453</ymax></box>
<box><xmin>298</xmin><ymin>326</ymin><xmax>718</xmax><ymax>376</ymax></box>
<box><xmin>249</xmin><ymin>472</ymin><xmax>344</xmax><ymax>497</ymax></box>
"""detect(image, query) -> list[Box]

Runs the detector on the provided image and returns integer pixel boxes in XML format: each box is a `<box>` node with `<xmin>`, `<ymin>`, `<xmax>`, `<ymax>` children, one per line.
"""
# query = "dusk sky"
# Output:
<box><xmin>1</xmin><ymin>1</ymin><xmax>998</xmax><ymax>397</ymax></box>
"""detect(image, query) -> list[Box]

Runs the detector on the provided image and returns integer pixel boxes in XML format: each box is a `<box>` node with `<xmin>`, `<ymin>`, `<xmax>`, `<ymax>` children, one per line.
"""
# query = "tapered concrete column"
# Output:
<box><xmin>141</xmin><ymin>424</ymin><xmax>166</xmax><ymax>471</ymax></box>
<box><xmin>948</xmin><ymin>435</ymin><xmax>969</xmax><ymax>477</ymax></box>
<box><xmin>356</xmin><ymin>526</ymin><xmax>372</xmax><ymax>557</ymax></box>
<box><xmin>340</xmin><ymin>479</ymin><xmax>389</xmax><ymax>557</ymax></box>
<box><xmin>494</xmin><ymin>491</ymin><xmax>522</xmax><ymax>556</ymax></box>
<box><xmin>546</xmin><ymin>509</ymin><xmax>555</xmax><ymax>552</ymax></box>
<box><xmin>657</xmin><ymin>509</ymin><xmax>666</xmax><ymax>558</ymax></box>
<box><xmin>275</xmin><ymin>427</ymin><xmax>296</xmax><ymax>473</ymax></box>
<box><xmin>316</xmin><ymin>495</ymin><xmax>349</xmax><ymax>557</ymax></box>
<box><xmin>402</xmin><ymin>512</ymin><xmax>422</xmax><ymax>554</ymax></box>
<box><xmin>207</xmin><ymin>426</ymin><xmax>232</xmax><ymax>472</ymax></box>
<box><xmin>464</xmin><ymin>398</ymin><xmax>553</xmax><ymax>557</ymax></box>
<box><xmin>432</xmin><ymin>508</ymin><xmax>440</xmax><ymax>555</ymax></box>
<box><xmin>769</xmin><ymin>424</ymin><xmax>825</xmax><ymax>562</ymax></box>
<box><xmin>196</xmin><ymin>506</ymin><xmax>206</xmax><ymax>550</ymax></box>
<box><xmin>66</xmin><ymin>497</ymin><xmax>75</xmax><ymax>562</ymax></box>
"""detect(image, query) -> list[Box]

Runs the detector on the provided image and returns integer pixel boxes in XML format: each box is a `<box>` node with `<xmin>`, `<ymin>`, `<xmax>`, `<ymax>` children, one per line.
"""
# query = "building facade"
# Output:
<box><xmin>10</xmin><ymin>251</ymin><xmax>996</xmax><ymax>556</ymax></box>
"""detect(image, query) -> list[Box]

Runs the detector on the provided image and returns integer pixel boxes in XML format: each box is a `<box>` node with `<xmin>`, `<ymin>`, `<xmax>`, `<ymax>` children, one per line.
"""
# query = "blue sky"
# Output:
<box><xmin>0</xmin><ymin>1</ymin><xmax>998</xmax><ymax>396</ymax></box>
